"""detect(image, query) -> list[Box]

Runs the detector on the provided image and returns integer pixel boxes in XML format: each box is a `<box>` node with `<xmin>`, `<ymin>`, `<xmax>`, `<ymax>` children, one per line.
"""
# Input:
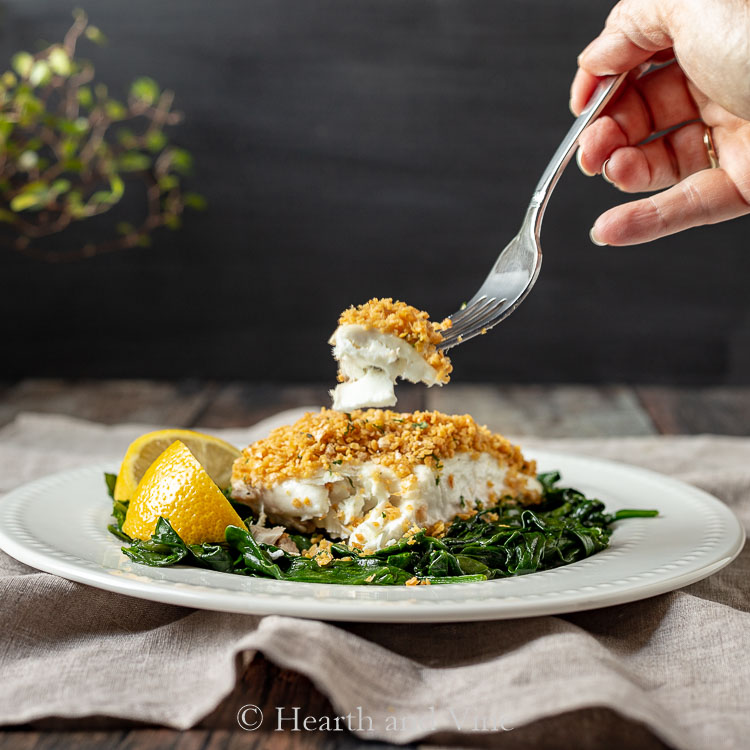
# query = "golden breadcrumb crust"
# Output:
<box><xmin>232</xmin><ymin>408</ymin><xmax>538</xmax><ymax>496</ymax></box>
<box><xmin>337</xmin><ymin>298</ymin><xmax>453</xmax><ymax>383</ymax></box>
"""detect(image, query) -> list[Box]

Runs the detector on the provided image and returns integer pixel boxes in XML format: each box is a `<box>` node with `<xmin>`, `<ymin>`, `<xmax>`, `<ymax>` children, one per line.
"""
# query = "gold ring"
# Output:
<box><xmin>704</xmin><ymin>126</ymin><xmax>719</xmax><ymax>169</ymax></box>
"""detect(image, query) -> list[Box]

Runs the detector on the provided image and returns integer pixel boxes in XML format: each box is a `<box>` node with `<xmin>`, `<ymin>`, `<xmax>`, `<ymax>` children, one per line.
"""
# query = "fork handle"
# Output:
<box><xmin>529</xmin><ymin>72</ymin><xmax>628</xmax><ymax>220</ymax></box>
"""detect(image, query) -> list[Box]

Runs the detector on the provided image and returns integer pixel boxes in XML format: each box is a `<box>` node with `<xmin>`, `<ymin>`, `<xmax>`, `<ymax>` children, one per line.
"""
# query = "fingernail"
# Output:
<box><xmin>576</xmin><ymin>148</ymin><xmax>594</xmax><ymax>177</ymax></box>
<box><xmin>590</xmin><ymin>227</ymin><xmax>608</xmax><ymax>247</ymax></box>
<box><xmin>601</xmin><ymin>159</ymin><xmax>614</xmax><ymax>184</ymax></box>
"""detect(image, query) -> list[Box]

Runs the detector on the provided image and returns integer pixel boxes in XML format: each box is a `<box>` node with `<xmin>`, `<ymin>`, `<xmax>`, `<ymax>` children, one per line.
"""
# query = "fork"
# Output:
<box><xmin>438</xmin><ymin>72</ymin><xmax>627</xmax><ymax>351</ymax></box>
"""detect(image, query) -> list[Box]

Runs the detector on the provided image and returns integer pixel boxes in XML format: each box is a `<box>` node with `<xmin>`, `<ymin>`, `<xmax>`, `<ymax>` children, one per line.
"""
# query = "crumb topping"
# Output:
<box><xmin>337</xmin><ymin>297</ymin><xmax>453</xmax><ymax>382</ymax></box>
<box><xmin>232</xmin><ymin>408</ymin><xmax>537</xmax><ymax>488</ymax></box>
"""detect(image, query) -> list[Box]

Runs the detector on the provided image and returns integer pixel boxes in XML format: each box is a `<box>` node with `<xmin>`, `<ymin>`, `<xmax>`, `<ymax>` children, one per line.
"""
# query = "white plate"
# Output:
<box><xmin>0</xmin><ymin>450</ymin><xmax>743</xmax><ymax>622</ymax></box>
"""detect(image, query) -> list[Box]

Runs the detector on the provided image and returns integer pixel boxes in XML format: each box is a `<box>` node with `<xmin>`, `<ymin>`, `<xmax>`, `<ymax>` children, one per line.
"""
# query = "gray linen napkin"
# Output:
<box><xmin>0</xmin><ymin>412</ymin><xmax>748</xmax><ymax>749</ymax></box>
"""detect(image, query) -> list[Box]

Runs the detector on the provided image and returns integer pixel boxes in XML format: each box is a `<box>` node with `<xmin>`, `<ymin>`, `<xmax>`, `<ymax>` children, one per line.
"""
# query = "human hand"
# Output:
<box><xmin>571</xmin><ymin>0</ymin><xmax>750</xmax><ymax>246</ymax></box>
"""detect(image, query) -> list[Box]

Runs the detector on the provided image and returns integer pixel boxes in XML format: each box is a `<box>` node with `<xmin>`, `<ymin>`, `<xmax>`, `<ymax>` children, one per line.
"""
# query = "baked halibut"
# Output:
<box><xmin>231</xmin><ymin>408</ymin><xmax>542</xmax><ymax>553</ymax></box>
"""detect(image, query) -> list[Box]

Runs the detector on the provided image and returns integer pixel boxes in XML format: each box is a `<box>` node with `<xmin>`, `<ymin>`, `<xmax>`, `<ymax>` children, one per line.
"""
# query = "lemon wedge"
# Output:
<box><xmin>114</xmin><ymin>429</ymin><xmax>240</xmax><ymax>502</ymax></box>
<box><xmin>122</xmin><ymin>440</ymin><xmax>244</xmax><ymax>544</ymax></box>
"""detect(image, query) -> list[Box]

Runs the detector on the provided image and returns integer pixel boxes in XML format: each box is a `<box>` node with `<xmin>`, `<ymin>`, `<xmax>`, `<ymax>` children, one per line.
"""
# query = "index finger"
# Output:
<box><xmin>570</xmin><ymin>68</ymin><xmax>602</xmax><ymax>116</ymax></box>
<box><xmin>570</xmin><ymin>50</ymin><xmax>676</xmax><ymax>116</ymax></box>
<box><xmin>579</xmin><ymin>0</ymin><xmax>673</xmax><ymax>75</ymax></box>
<box><xmin>570</xmin><ymin>0</ymin><xmax>674</xmax><ymax>114</ymax></box>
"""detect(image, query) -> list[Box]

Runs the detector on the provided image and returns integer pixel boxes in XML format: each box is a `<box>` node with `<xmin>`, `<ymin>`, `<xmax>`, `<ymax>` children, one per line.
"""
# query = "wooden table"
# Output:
<box><xmin>1</xmin><ymin>379</ymin><xmax>749</xmax><ymax>750</ymax></box>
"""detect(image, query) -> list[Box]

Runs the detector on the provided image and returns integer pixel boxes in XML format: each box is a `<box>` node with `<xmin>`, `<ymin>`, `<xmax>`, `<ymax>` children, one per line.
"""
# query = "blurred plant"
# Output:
<box><xmin>0</xmin><ymin>9</ymin><xmax>205</xmax><ymax>261</ymax></box>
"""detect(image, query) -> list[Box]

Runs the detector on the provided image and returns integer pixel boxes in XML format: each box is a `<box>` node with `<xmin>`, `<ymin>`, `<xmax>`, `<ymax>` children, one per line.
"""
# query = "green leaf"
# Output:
<box><xmin>612</xmin><ymin>509</ymin><xmax>660</xmax><ymax>520</ymax></box>
<box><xmin>51</xmin><ymin>179</ymin><xmax>72</xmax><ymax>195</ymax></box>
<box><xmin>105</xmin><ymin>477</ymin><xmax>130</xmax><ymax>542</ymax></box>
<box><xmin>57</xmin><ymin>117</ymin><xmax>89</xmax><ymax>136</ymax></box>
<box><xmin>0</xmin><ymin>119</ymin><xmax>13</xmax><ymax>144</ymax></box>
<box><xmin>164</xmin><ymin>214</ymin><xmax>181</xmax><ymax>230</ymax></box>
<box><xmin>130</xmin><ymin>76</ymin><xmax>160</xmax><ymax>106</ymax></box>
<box><xmin>60</xmin><ymin>138</ymin><xmax>78</xmax><ymax>158</ymax></box>
<box><xmin>145</xmin><ymin>130</ymin><xmax>167</xmax><ymax>152</ymax></box>
<box><xmin>157</xmin><ymin>175</ymin><xmax>179</xmax><ymax>192</ymax></box>
<box><xmin>115</xmin><ymin>128</ymin><xmax>137</xmax><ymax>147</ymax></box>
<box><xmin>123</xmin><ymin>521</ymin><xmax>190</xmax><ymax>567</ymax></box>
<box><xmin>0</xmin><ymin>208</ymin><xmax>18</xmax><ymax>224</ymax></box>
<box><xmin>84</xmin><ymin>25</ymin><xmax>108</xmax><ymax>46</ymax></box>
<box><xmin>29</xmin><ymin>60</ymin><xmax>51</xmax><ymax>88</ymax></box>
<box><xmin>108</xmin><ymin>174</ymin><xmax>124</xmax><ymax>200</ymax></box>
<box><xmin>168</xmin><ymin>147</ymin><xmax>193</xmax><ymax>174</ymax></box>
<box><xmin>63</xmin><ymin>158</ymin><xmax>84</xmax><ymax>173</ymax></box>
<box><xmin>188</xmin><ymin>543</ymin><xmax>235</xmax><ymax>573</ymax></box>
<box><xmin>48</xmin><ymin>46</ymin><xmax>72</xmax><ymax>76</ymax></box>
<box><xmin>455</xmin><ymin>555</ymin><xmax>490</xmax><ymax>575</ymax></box>
<box><xmin>104</xmin><ymin>473</ymin><xmax>118</xmax><ymax>499</ymax></box>
<box><xmin>17</xmin><ymin>151</ymin><xmax>39</xmax><ymax>171</ymax></box>
<box><xmin>283</xmin><ymin>558</ymin><xmax>413</xmax><ymax>585</ymax></box>
<box><xmin>15</xmin><ymin>89</ymin><xmax>44</xmax><ymax>124</ymax></box>
<box><xmin>184</xmin><ymin>192</ymin><xmax>207</xmax><ymax>210</ymax></box>
<box><xmin>89</xmin><ymin>191</ymin><xmax>113</xmax><ymax>205</ymax></box>
<box><xmin>10</xmin><ymin>181</ymin><xmax>50</xmax><ymax>212</ymax></box>
<box><xmin>118</xmin><ymin>151</ymin><xmax>151</xmax><ymax>172</ymax></box>
<box><xmin>224</xmin><ymin>525</ymin><xmax>286</xmax><ymax>580</ymax></box>
<box><xmin>105</xmin><ymin>99</ymin><xmax>127</xmax><ymax>120</ymax></box>
<box><xmin>87</xmin><ymin>174</ymin><xmax>123</xmax><ymax>208</ymax></box>
<box><xmin>107</xmin><ymin>498</ymin><xmax>131</xmax><ymax>542</ymax></box>
<box><xmin>50</xmin><ymin>179</ymin><xmax>71</xmax><ymax>196</ymax></box>
<box><xmin>11</xmin><ymin>52</ymin><xmax>33</xmax><ymax>78</ymax></box>
<box><xmin>287</xmin><ymin>533</ymin><xmax>312</xmax><ymax>551</ymax></box>
<box><xmin>68</xmin><ymin>193</ymin><xmax>88</xmax><ymax>218</ymax></box>
<box><xmin>77</xmin><ymin>86</ymin><xmax>93</xmax><ymax>108</ymax></box>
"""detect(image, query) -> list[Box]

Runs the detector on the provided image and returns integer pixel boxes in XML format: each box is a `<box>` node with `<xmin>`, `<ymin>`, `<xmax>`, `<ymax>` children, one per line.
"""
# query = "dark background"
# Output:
<box><xmin>1</xmin><ymin>0</ymin><xmax>749</xmax><ymax>384</ymax></box>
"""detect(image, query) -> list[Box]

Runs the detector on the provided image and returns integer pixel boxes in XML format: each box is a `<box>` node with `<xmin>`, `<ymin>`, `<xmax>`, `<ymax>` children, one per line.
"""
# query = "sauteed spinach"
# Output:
<box><xmin>106</xmin><ymin>471</ymin><xmax>657</xmax><ymax>585</ymax></box>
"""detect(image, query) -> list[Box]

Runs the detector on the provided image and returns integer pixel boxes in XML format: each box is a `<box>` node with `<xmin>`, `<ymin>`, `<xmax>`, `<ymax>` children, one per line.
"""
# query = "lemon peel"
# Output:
<box><xmin>114</xmin><ymin>429</ymin><xmax>240</xmax><ymax>502</ymax></box>
<box><xmin>122</xmin><ymin>440</ymin><xmax>244</xmax><ymax>545</ymax></box>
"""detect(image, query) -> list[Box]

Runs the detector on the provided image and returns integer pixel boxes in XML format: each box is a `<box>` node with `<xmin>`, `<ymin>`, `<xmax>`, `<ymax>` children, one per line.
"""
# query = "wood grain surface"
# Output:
<box><xmin>2</xmin><ymin>379</ymin><xmax>749</xmax><ymax>748</ymax></box>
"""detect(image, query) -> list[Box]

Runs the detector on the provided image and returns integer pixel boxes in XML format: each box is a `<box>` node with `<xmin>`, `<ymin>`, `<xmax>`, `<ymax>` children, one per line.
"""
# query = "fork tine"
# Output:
<box><xmin>448</xmin><ymin>295</ymin><xmax>487</xmax><ymax>324</ymax></box>
<box><xmin>440</xmin><ymin>317</ymin><xmax>503</xmax><ymax>350</ymax></box>
<box><xmin>446</xmin><ymin>297</ymin><xmax>498</xmax><ymax>334</ymax></box>
<box><xmin>440</xmin><ymin>298</ymin><xmax>507</xmax><ymax>347</ymax></box>
<box><xmin>444</xmin><ymin>297</ymin><xmax>505</xmax><ymax>338</ymax></box>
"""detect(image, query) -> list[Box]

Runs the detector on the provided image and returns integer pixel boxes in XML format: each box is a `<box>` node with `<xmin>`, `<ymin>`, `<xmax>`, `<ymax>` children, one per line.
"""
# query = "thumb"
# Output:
<box><xmin>590</xmin><ymin>168</ymin><xmax>750</xmax><ymax>246</ymax></box>
<box><xmin>578</xmin><ymin>0</ymin><xmax>674</xmax><ymax>75</ymax></box>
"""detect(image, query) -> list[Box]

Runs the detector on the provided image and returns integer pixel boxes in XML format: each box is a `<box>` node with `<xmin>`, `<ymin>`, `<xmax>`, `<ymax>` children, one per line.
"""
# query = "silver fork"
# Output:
<box><xmin>438</xmin><ymin>72</ymin><xmax>627</xmax><ymax>351</ymax></box>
